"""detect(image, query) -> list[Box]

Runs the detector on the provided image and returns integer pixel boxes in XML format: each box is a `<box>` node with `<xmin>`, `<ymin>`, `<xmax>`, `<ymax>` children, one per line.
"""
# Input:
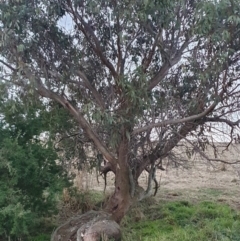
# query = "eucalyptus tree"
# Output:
<box><xmin>1</xmin><ymin>0</ymin><xmax>240</xmax><ymax>224</ymax></box>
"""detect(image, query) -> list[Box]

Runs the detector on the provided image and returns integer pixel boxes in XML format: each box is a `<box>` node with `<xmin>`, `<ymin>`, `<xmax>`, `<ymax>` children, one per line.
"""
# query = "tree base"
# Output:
<box><xmin>51</xmin><ymin>210</ymin><xmax>121</xmax><ymax>241</ymax></box>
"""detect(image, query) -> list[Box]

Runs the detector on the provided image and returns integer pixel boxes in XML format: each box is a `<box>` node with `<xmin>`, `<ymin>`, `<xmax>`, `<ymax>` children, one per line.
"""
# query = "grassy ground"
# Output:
<box><xmin>30</xmin><ymin>188</ymin><xmax>240</xmax><ymax>241</ymax></box>
<box><xmin>122</xmin><ymin>198</ymin><xmax>240</xmax><ymax>241</ymax></box>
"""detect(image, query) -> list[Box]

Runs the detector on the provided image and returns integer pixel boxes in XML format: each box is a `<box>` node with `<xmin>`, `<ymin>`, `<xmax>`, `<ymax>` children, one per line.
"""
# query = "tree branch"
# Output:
<box><xmin>66</xmin><ymin>0</ymin><xmax>118</xmax><ymax>79</ymax></box>
<box><xmin>135</xmin><ymin>70</ymin><xmax>228</xmax><ymax>135</ymax></box>
<box><xmin>136</xmin><ymin>120</ymin><xmax>201</xmax><ymax>178</ymax></box>
<box><xmin>21</xmin><ymin>66</ymin><xmax>117</xmax><ymax>166</ymax></box>
<box><xmin>0</xmin><ymin>59</ymin><xmax>17</xmax><ymax>72</ymax></box>
<box><xmin>204</xmin><ymin>117</ymin><xmax>240</xmax><ymax>127</ymax></box>
<box><xmin>209</xmin><ymin>158</ymin><xmax>240</xmax><ymax>164</ymax></box>
<box><xmin>136</xmin><ymin>70</ymin><xmax>228</xmax><ymax>175</ymax></box>
<box><xmin>133</xmin><ymin>100</ymin><xmax>217</xmax><ymax>135</ymax></box>
<box><xmin>49</xmin><ymin>69</ymin><xmax>105</xmax><ymax>110</ymax></box>
<box><xmin>147</xmin><ymin>39</ymin><xmax>189</xmax><ymax>90</ymax></box>
<box><xmin>142</xmin><ymin>32</ymin><xmax>161</xmax><ymax>73</ymax></box>
<box><xmin>76</xmin><ymin>70</ymin><xmax>105</xmax><ymax>109</ymax></box>
<box><xmin>116</xmin><ymin>13</ymin><xmax>123</xmax><ymax>75</ymax></box>
<box><xmin>39</xmin><ymin>89</ymin><xmax>116</xmax><ymax>165</ymax></box>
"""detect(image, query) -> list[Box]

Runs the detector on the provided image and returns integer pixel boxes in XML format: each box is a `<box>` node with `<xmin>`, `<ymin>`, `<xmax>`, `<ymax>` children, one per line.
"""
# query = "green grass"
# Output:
<box><xmin>201</xmin><ymin>188</ymin><xmax>224</xmax><ymax>197</ymax></box>
<box><xmin>122</xmin><ymin>200</ymin><xmax>240</xmax><ymax>241</ymax></box>
<box><xmin>30</xmin><ymin>234</ymin><xmax>51</xmax><ymax>241</ymax></box>
<box><xmin>22</xmin><ymin>190</ymin><xmax>240</xmax><ymax>241</ymax></box>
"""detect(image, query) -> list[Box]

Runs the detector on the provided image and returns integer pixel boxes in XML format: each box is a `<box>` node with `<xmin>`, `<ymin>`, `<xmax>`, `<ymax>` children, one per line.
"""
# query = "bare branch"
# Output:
<box><xmin>205</xmin><ymin>117</ymin><xmax>240</xmax><ymax>127</ymax></box>
<box><xmin>133</xmin><ymin>100</ymin><xmax>217</xmax><ymax>135</ymax></box>
<box><xmin>0</xmin><ymin>60</ymin><xmax>16</xmax><ymax>71</ymax></box>
<box><xmin>136</xmin><ymin>120</ymin><xmax>200</xmax><ymax>177</ymax></box>
<box><xmin>209</xmin><ymin>158</ymin><xmax>240</xmax><ymax>164</ymax></box>
<box><xmin>100</xmin><ymin>162</ymin><xmax>115</xmax><ymax>192</ymax></box>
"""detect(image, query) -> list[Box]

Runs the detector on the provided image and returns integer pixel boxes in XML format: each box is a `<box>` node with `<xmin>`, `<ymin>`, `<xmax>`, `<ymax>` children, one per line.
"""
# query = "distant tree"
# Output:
<box><xmin>0</xmin><ymin>100</ymin><xmax>70</xmax><ymax>240</ymax></box>
<box><xmin>1</xmin><ymin>0</ymin><xmax>240</xmax><ymax>226</ymax></box>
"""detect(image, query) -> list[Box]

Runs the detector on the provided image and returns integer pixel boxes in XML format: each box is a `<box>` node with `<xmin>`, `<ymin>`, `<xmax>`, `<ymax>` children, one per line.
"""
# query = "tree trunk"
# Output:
<box><xmin>51</xmin><ymin>137</ymin><xmax>133</xmax><ymax>240</ymax></box>
<box><xmin>105</xmin><ymin>138</ymin><xmax>132</xmax><ymax>223</ymax></box>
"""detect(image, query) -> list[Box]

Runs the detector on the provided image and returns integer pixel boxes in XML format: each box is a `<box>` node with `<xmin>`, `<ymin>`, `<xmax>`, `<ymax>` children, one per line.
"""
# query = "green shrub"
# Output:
<box><xmin>0</xmin><ymin>103</ymin><xmax>71</xmax><ymax>240</ymax></box>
